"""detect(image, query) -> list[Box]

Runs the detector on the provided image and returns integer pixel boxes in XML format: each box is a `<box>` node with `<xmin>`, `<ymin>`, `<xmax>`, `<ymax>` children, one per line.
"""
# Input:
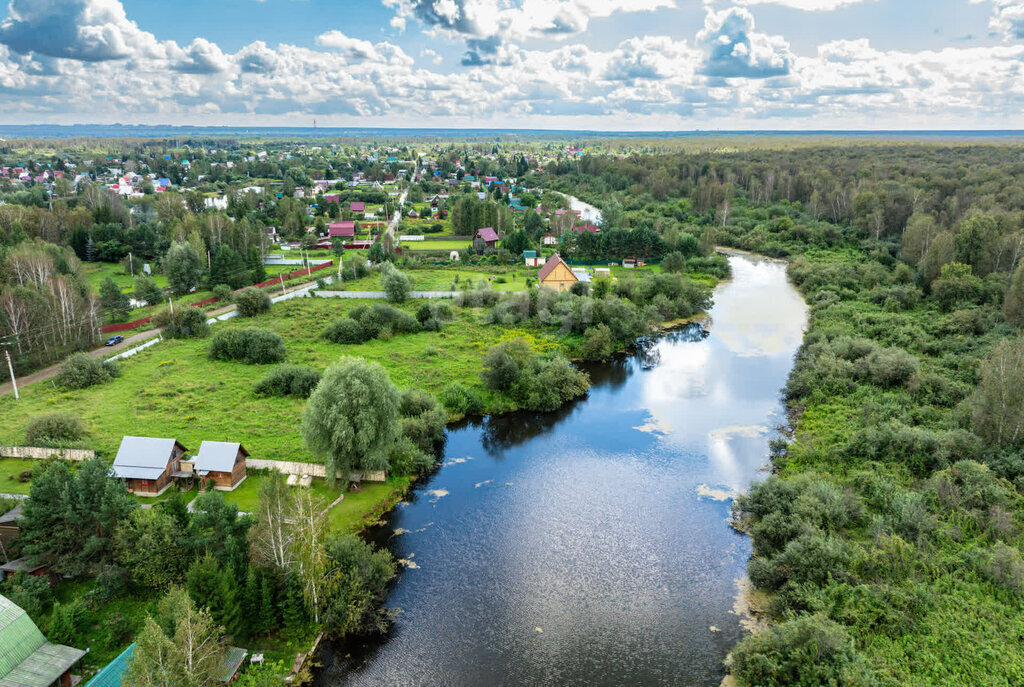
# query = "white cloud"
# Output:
<box><xmin>697</xmin><ymin>7</ymin><xmax>792</xmax><ymax>78</ymax></box>
<box><xmin>316</xmin><ymin>30</ymin><xmax>413</xmax><ymax>65</ymax></box>
<box><xmin>733</xmin><ymin>0</ymin><xmax>873</xmax><ymax>10</ymax></box>
<box><xmin>420</xmin><ymin>47</ymin><xmax>443</xmax><ymax>64</ymax></box>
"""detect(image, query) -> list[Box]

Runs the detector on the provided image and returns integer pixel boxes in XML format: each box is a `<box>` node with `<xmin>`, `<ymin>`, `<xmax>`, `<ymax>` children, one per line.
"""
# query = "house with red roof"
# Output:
<box><xmin>572</xmin><ymin>225</ymin><xmax>600</xmax><ymax>234</ymax></box>
<box><xmin>350</xmin><ymin>201</ymin><xmax>365</xmax><ymax>213</ymax></box>
<box><xmin>537</xmin><ymin>253</ymin><xmax>578</xmax><ymax>291</ymax></box>
<box><xmin>329</xmin><ymin>221</ymin><xmax>356</xmax><ymax>238</ymax></box>
<box><xmin>473</xmin><ymin>227</ymin><xmax>500</xmax><ymax>251</ymax></box>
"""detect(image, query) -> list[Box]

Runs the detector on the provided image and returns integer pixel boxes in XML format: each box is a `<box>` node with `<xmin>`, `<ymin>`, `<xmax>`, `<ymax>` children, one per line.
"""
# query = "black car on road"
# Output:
<box><xmin>104</xmin><ymin>335</ymin><xmax>125</xmax><ymax>346</ymax></box>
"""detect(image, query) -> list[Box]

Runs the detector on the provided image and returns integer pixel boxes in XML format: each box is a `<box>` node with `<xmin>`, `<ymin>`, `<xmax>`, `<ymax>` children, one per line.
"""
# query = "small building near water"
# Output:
<box><xmin>537</xmin><ymin>254</ymin><xmax>579</xmax><ymax>292</ymax></box>
<box><xmin>110</xmin><ymin>436</ymin><xmax>187</xmax><ymax>496</ymax></box>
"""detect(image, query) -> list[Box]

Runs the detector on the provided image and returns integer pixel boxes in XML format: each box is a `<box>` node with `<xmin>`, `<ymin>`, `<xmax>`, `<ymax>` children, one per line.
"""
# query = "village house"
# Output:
<box><xmin>538</xmin><ymin>253</ymin><xmax>579</xmax><ymax>291</ymax></box>
<box><xmin>523</xmin><ymin>250</ymin><xmax>546</xmax><ymax>267</ymax></box>
<box><xmin>474</xmin><ymin>227</ymin><xmax>500</xmax><ymax>251</ymax></box>
<box><xmin>191</xmin><ymin>441</ymin><xmax>249</xmax><ymax>491</ymax></box>
<box><xmin>541</xmin><ymin>233</ymin><xmax>558</xmax><ymax>246</ymax></box>
<box><xmin>0</xmin><ymin>594</ymin><xmax>85</xmax><ymax>687</ymax></box>
<box><xmin>110</xmin><ymin>436</ymin><xmax>186</xmax><ymax>496</ymax></box>
<box><xmin>328</xmin><ymin>221</ymin><xmax>356</xmax><ymax>239</ymax></box>
<box><xmin>0</xmin><ymin>504</ymin><xmax>23</xmax><ymax>559</ymax></box>
<box><xmin>572</xmin><ymin>225</ymin><xmax>600</xmax><ymax>234</ymax></box>
<box><xmin>349</xmin><ymin>201</ymin><xmax>366</xmax><ymax>213</ymax></box>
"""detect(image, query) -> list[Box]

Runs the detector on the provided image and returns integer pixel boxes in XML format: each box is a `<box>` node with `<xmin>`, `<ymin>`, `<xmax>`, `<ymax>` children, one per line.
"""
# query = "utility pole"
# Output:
<box><xmin>168</xmin><ymin>297</ymin><xmax>175</xmax><ymax>316</ymax></box>
<box><xmin>129</xmin><ymin>252</ymin><xmax>135</xmax><ymax>277</ymax></box>
<box><xmin>4</xmin><ymin>349</ymin><xmax>18</xmax><ymax>400</ymax></box>
<box><xmin>280</xmin><ymin>274</ymin><xmax>287</xmax><ymax>296</ymax></box>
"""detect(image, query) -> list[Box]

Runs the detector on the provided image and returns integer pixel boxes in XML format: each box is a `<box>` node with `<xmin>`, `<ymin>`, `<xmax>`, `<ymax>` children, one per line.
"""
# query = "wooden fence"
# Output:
<box><xmin>0</xmin><ymin>446</ymin><xmax>96</xmax><ymax>461</ymax></box>
<box><xmin>247</xmin><ymin>458</ymin><xmax>385</xmax><ymax>482</ymax></box>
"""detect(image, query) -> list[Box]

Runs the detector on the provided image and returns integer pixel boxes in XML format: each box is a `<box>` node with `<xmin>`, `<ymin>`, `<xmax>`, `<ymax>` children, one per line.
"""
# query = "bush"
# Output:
<box><xmin>730</xmin><ymin>615</ymin><xmax>875</xmax><ymax>687</ymax></box>
<box><xmin>381</xmin><ymin>263</ymin><xmax>411</xmax><ymax>303</ymax></box>
<box><xmin>133</xmin><ymin>275</ymin><xmax>164</xmax><ymax>306</ymax></box>
<box><xmin>440</xmin><ymin>383</ymin><xmax>485</xmax><ymax>415</ymax></box>
<box><xmin>322</xmin><ymin>318</ymin><xmax>370</xmax><ymax>344</ymax></box>
<box><xmin>212</xmin><ymin>284</ymin><xmax>233</xmax><ymax>302</ymax></box>
<box><xmin>208</xmin><ymin>328</ymin><xmax>286</xmax><ymax>364</ymax></box>
<box><xmin>2</xmin><ymin>573</ymin><xmax>53</xmax><ymax>618</ymax></box>
<box><xmin>24</xmin><ymin>413</ymin><xmax>84</xmax><ymax>446</ymax></box>
<box><xmin>164</xmin><ymin>307</ymin><xmax>210</xmax><ymax>339</ymax></box>
<box><xmin>235</xmin><ymin>287</ymin><xmax>272</xmax><ymax>317</ymax></box>
<box><xmin>56</xmin><ymin>353</ymin><xmax>119</xmax><ymax>390</ymax></box>
<box><xmin>580</xmin><ymin>323</ymin><xmax>615</xmax><ymax>361</ymax></box>
<box><xmin>858</xmin><ymin>347</ymin><xmax>919</xmax><ymax>388</ymax></box>
<box><xmin>254</xmin><ymin>365</ymin><xmax>322</xmax><ymax>398</ymax></box>
<box><xmin>399</xmin><ymin>390</ymin><xmax>447</xmax><ymax>453</ymax></box>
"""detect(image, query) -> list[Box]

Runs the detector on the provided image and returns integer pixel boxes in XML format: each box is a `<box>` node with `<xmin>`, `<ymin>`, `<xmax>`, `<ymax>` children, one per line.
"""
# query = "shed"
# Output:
<box><xmin>523</xmin><ymin>250</ymin><xmax>546</xmax><ymax>267</ymax></box>
<box><xmin>0</xmin><ymin>557</ymin><xmax>48</xmax><ymax>580</ymax></box>
<box><xmin>0</xmin><ymin>506</ymin><xmax>23</xmax><ymax>559</ymax></box>
<box><xmin>110</xmin><ymin>436</ymin><xmax>186</xmax><ymax>496</ymax></box>
<box><xmin>193</xmin><ymin>442</ymin><xmax>249</xmax><ymax>491</ymax></box>
<box><xmin>216</xmin><ymin>647</ymin><xmax>248</xmax><ymax>683</ymax></box>
<box><xmin>83</xmin><ymin>644</ymin><xmax>134</xmax><ymax>687</ymax></box>
<box><xmin>0</xmin><ymin>594</ymin><xmax>85</xmax><ymax>687</ymax></box>
<box><xmin>537</xmin><ymin>254</ymin><xmax>579</xmax><ymax>292</ymax></box>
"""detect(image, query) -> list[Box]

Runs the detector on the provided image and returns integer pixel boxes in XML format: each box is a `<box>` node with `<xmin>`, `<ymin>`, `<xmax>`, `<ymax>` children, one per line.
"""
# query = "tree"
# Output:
<box><xmin>380</xmin><ymin>262</ymin><xmax>411</xmax><ymax>303</ymax></box>
<box><xmin>209</xmin><ymin>244</ymin><xmax>247</xmax><ymax>290</ymax></box>
<box><xmin>248</xmin><ymin>472</ymin><xmax>294</xmax><ymax>571</ymax></box>
<box><xmin>186</xmin><ymin>554</ymin><xmax>243</xmax><ymax>638</ymax></box>
<box><xmin>134</xmin><ymin>274</ymin><xmax>164</xmax><ymax>306</ymax></box>
<box><xmin>99</xmin><ymin>276</ymin><xmax>130</xmax><ymax>321</ymax></box>
<box><xmin>301</xmin><ymin>357</ymin><xmax>402</xmax><ymax>485</ymax></box>
<box><xmin>901</xmin><ymin>213</ymin><xmax>939</xmax><ymax>266</ymax></box>
<box><xmin>126</xmin><ymin>587</ymin><xmax>227</xmax><ymax>687</ymax></box>
<box><xmin>234</xmin><ymin>287</ymin><xmax>271</xmax><ymax>317</ymax></box>
<box><xmin>1004</xmin><ymin>261</ymin><xmax>1024</xmax><ymax>328</ymax></box>
<box><xmin>114</xmin><ymin>508</ymin><xmax>191</xmax><ymax>589</ymax></box>
<box><xmin>319</xmin><ymin>535</ymin><xmax>396</xmax><ymax>638</ymax></box>
<box><xmin>291</xmin><ymin>488</ymin><xmax>330</xmax><ymax>623</ymax></box>
<box><xmin>971</xmin><ymin>337</ymin><xmax>1024</xmax><ymax>447</ymax></box>
<box><xmin>18</xmin><ymin>457</ymin><xmax>136</xmax><ymax>576</ymax></box>
<box><xmin>165</xmin><ymin>242</ymin><xmax>203</xmax><ymax>296</ymax></box>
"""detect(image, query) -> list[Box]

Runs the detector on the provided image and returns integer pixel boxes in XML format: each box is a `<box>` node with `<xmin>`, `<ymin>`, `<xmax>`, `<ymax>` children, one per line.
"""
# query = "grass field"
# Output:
<box><xmin>0</xmin><ymin>458</ymin><xmax>38</xmax><ymax>495</ymax></box>
<box><xmin>330</xmin><ymin>267</ymin><xmax>534</xmax><ymax>292</ymax></box>
<box><xmin>401</xmin><ymin>239</ymin><xmax>473</xmax><ymax>251</ymax></box>
<box><xmin>0</xmin><ymin>297</ymin><xmax>533</xmax><ymax>462</ymax></box>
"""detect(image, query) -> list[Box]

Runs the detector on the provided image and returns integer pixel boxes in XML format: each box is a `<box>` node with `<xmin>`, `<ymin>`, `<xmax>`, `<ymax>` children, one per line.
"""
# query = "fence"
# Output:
<box><xmin>0</xmin><ymin>446</ymin><xmax>95</xmax><ymax>461</ymax></box>
<box><xmin>247</xmin><ymin>458</ymin><xmax>385</xmax><ymax>482</ymax></box>
<box><xmin>98</xmin><ymin>262</ymin><xmax>334</xmax><ymax>334</ymax></box>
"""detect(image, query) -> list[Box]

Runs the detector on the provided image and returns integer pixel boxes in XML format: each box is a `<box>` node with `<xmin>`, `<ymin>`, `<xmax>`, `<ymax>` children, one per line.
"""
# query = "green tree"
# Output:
<box><xmin>186</xmin><ymin>554</ymin><xmax>243</xmax><ymax>638</ymax></box>
<box><xmin>99</xmin><ymin>276</ymin><xmax>130</xmax><ymax>321</ymax></box>
<box><xmin>318</xmin><ymin>535</ymin><xmax>396</xmax><ymax>638</ymax></box>
<box><xmin>301</xmin><ymin>357</ymin><xmax>402</xmax><ymax>485</ymax></box>
<box><xmin>133</xmin><ymin>274</ymin><xmax>165</xmax><ymax>307</ymax></box>
<box><xmin>380</xmin><ymin>262</ymin><xmax>411</xmax><ymax>303</ymax></box>
<box><xmin>971</xmin><ymin>337</ymin><xmax>1024</xmax><ymax>447</ymax></box>
<box><xmin>209</xmin><ymin>244</ymin><xmax>247</xmax><ymax>289</ymax></box>
<box><xmin>18</xmin><ymin>457</ymin><xmax>136</xmax><ymax>576</ymax></box>
<box><xmin>1004</xmin><ymin>261</ymin><xmax>1024</xmax><ymax>328</ymax></box>
<box><xmin>165</xmin><ymin>241</ymin><xmax>203</xmax><ymax>296</ymax></box>
<box><xmin>114</xmin><ymin>508</ymin><xmax>191</xmax><ymax>589</ymax></box>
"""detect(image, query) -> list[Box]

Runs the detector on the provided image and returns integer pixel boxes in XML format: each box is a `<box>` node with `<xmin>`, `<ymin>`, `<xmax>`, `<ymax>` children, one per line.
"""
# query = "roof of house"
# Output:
<box><xmin>0</xmin><ymin>558</ymin><xmax>46</xmax><ymax>575</ymax></box>
<box><xmin>215</xmin><ymin>647</ymin><xmax>248</xmax><ymax>683</ymax></box>
<box><xmin>476</xmin><ymin>227</ymin><xmax>499</xmax><ymax>242</ymax></box>
<box><xmin>328</xmin><ymin>221</ymin><xmax>355</xmax><ymax>237</ymax></box>
<box><xmin>111</xmin><ymin>436</ymin><xmax>184</xmax><ymax>481</ymax></box>
<box><xmin>523</xmin><ymin>250</ymin><xmax>538</xmax><ymax>258</ymax></box>
<box><xmin>194</xmin><ymin>442</ymin><xmax>248</xmax><ymax>474</ymax></box>
<box><xmin>84</xmin><ymin>644</ymin><xmax>134</xmax><ymax>687</ymax></box>
<box><xmin>0</xmin><ymin>595</ymin><xmax>85</xmax><ymax>687</ymax></box>
<box><xmin>572</xmin><ymin>225</ymin><xmax>600</xmax><ymax>233</ymax></box>
<box><xmin>538</xmin><ymin>254</ymin><xmax>577</xmax><ymax>283</ymax></box>
<box><xmin>349</xmin><ymin>201</ymin><xmax>365</xmax><ymax>212</ymax></box>
<box><xmin>0</xmin><ymin>505</ymin><xmax>23</xmax><ymax>527</ymax></box>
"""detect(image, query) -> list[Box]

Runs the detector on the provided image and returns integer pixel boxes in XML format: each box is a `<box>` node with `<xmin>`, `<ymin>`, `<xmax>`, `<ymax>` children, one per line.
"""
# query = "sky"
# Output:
<box><xmin>0</xmin><ymin>0</ymin><xmax>1022</xmax><ymax>130</ymax></box>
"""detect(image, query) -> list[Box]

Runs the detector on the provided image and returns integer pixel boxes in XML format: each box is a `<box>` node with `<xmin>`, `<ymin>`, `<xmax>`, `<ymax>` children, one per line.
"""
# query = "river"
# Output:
<box><xmin>317</xmin><ymin>253</ymin><xmax>808</xmax><ymax>686</ymax></box>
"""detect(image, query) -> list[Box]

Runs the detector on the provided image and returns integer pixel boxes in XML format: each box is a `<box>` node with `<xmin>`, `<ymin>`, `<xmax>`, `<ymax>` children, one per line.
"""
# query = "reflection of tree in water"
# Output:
<box><xmin>479</xmin><ymin>401</ymin><xmax>584</xmax><ymax>454</ymax></box>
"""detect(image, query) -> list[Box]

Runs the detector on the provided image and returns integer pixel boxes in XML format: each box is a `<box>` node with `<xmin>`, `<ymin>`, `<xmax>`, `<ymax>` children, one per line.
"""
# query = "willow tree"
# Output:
<box><xmin>301</xmin><ymin>357</ymin><xmax>401</xmax><ymax>485</ymax></box>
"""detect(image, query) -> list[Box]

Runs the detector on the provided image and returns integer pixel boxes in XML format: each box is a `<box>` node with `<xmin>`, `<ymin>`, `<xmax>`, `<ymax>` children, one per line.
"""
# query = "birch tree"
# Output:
<box><xmin>248</xmin><ymin>471</ymin><xmax>294</xmax><ymax>571</ymax></box>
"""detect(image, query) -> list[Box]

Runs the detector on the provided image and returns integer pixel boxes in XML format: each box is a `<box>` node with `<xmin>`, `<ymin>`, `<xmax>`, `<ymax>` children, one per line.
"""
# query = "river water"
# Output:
<box><xmin>317</xmin><ymin>253</ymin><xmax>808</xmax><ymax>686</ymax></box>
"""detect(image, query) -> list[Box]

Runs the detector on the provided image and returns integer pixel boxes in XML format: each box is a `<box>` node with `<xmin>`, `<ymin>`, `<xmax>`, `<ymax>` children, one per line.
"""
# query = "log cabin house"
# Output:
<box><xmin>110</xmin><ymin>436</ymin><xmax>186</xmax><ymax>496</ymax></box>
<box><xmin>537</xmin><ymin>253</ymin><xmax>579</xmax><ymax>291</ymax></box>
<box><xmin>191</xmin><ymin>441</ymin><xmax>249</xmax><ymax>491</ymax></box>
<box><xmin>0</xmin><ymin>594</ymin><xmax>85</xmax><ymax>687</ymax></box>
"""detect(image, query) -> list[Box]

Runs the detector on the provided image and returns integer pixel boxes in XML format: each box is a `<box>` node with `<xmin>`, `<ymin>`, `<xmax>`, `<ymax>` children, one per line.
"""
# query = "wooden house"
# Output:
<box><xmin>192</xmin><ymin>441</ymin><xmax>249</xmax><ymax>491</ymax></box>
<box><xmin>110</xmin><ymin>436</ymin><xmax>186</xmax><ymax>496</ymax></box>
<box><xmin>0</xmin><ymin>504</ymin><xmax>22</xmax><ymax>560</ymax></box>
<box><xmin>328</xmin><ymin>221</ymin><xmax>355</xmax><ymax>239</ymax></box>
<box><xmin>541</xmin><ymin>233</ymin><xmax>558</xmax><ymax>246</ymax></box>
<box><xmin>538</xmin><ymin>254</ymin><xmax>579</xmax><ymax>291</ymax></box>
<box><xmin>473</xmin><ymin>227</ymin><xmax>499</xmax><ymax>251</ymax></box>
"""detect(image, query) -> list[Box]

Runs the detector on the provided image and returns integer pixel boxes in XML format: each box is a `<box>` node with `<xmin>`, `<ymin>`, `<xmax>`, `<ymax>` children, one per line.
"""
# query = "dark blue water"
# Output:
<box><xmin>2</xmin><ymin>124</ymin><xmax>1022</xmax><ymax>140</ymax></box>
<box><xmin>318</xmin><ymin>254</ymin><xmax>808</xmax><ymax>686</ymax></box>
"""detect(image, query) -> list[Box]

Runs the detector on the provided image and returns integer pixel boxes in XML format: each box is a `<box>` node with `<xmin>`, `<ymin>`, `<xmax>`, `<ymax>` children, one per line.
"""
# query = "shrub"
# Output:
<box><xmin>24</xmin><ymin>413</ymin><xmax>84</xmax><ymax>446</ymax></box>
<box><xmin>164</xmin><ymin>307</ymin><xmax>210</xmax><ymax>339</ymax></box>
<box><xmin>515</xmin><ymin>353</ymin><xmax>590</xmax><ymax>411</ymax></box>
<box><xmin>482</xmin><ymin>339</ymin><xmax>532</xmax><ymax>392</ymax></box>
<box><xmin>858</xmin><ymin>347</ymin><xmax>919</xmax><ymax>388</ymax></box>
<box><xmin>440</xmin><ymin>383</ymin><xmax>484</xmax><ymax>415</ymax></box>
<box><xmin>381</xmin><ymin>263</ymin><xmax>411</xmax><ymax>303</ymax></box>
<box><xmin>415</xmin><ymin>302</ymin><xmax>454</xmax><ymax>332</ymax></box>
<box><xmin>730</xmin><ymin>615</ymin><xmax>875</xmax><ymax>687</ymax></box>
<box><xmin>56</xmin><ymin>353</ymin><xmax>119</xmax><ymax>390</ymax></box>
<box><xmin>254</xmin><ymin>365</ymin><xmax>322</xmax><ymax>398</ymax></box>
<box><xmin>580</xmin><ymin>323</ymin><xmax>615</xmax><ymax>361</ymax></box>
<box><xmin>322</xmin><ymin>318</ymin><xmax>370</xmax><ymax>344</ymax></box>
<box><xmin>2</xmin><ymin>573</ymin><xmax>53</xmax><ymax>618</ymax></box>
<box><xmin>399</xmin><ymin>390</ymin><xmax>447</xmax><ymax>453</ymax></box>
<box><xmin>133</xmin><ymin>275</ymin><xmax>164</xmax><ymax>306</ymax></box>
<box><xmin>208</xmin><ymin>328</ymin><xmax>286</xmax><ymax>364</ymax></box>
<box><xmin>212</xmin><ymin>284</ymin><xmax>233</xmax><ymax>302</ymax></box>
<box><xmin>235</xmin><ymin>287</ymin><xmax>272</xmax><ymax>317</ymax></box>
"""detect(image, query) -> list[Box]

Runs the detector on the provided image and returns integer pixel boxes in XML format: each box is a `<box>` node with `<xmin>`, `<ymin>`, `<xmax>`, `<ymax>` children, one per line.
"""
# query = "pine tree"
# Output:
<box><xmin>85</xmin><ymin>236</ymin><xmax>96</xmax><ymax>262</ymax></box>
<box><xmin>281</xmin><ymin>572</ymin><xmax>308</xmax><ymax>632</ymax></box>
<box><xmin>99</xmin><ymin>277</ymin><xmax>131</xmax><ymax>322</ymax></box>
<box><xmin>258</xmin><ymin>574</ymin><xmax>278</xmax><ymax>636</ymax></box>
<box><xmin>239</xmin><ymin>567</ymin><xmax>261</xmax><ymax>639</ymax></box>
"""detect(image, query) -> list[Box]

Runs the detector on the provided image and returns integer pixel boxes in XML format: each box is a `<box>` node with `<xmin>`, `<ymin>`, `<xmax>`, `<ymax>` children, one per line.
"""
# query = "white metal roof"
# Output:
<box><xmin>193</xmin><ymin>441</ymin><xmax>242</xmax><ymax>474</ymax></box>
<box><xmin>110</xmin><ymin>436</ymin><xmax>179</xmax><ymax>480</ymax></box>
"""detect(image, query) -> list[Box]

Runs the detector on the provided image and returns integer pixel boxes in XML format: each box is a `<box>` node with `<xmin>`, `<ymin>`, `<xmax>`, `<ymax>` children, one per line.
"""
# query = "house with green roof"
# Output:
<box><xmin>0</xmin><ymin>594</ymin><xmax>85</xmax><ymax>687</ymax></box>
<box><xmin>83</xmin><ymin>644</ymin><xmax>133</xmax><ymax>687</ymax></box>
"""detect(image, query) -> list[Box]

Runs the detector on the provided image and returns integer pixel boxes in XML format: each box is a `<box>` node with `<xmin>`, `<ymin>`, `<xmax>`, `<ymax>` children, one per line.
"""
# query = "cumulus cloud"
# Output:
<box><xmin>316</xmin><ymin>30</ymin><xmax>413</xmax><ymax>65</ymax></box>
<box><xmin>697</xmin><ymin>7</ymin><xmax>792</xmax><ymax>78</ymax></box>
<box><xmin>734</xmin><ymin>0</ymin><xmax>873</xmax><ymax>10</ymax></box>
<box><xmin>0</xmin><ymin>0</ymin><xmax>164</xmax><ymax>61</ymax></box>
<box><xmin>989</xmin><ymin>1</ymin><xmax>1024</xmax><ymax>39</ymax></box>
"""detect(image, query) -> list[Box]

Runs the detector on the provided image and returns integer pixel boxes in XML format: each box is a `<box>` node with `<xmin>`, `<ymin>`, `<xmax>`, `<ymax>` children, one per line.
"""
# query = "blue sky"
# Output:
<box><xmin>0</xmin><ymin>0</ymin><xmax>1022</xmax><ymax>129</ymax></box>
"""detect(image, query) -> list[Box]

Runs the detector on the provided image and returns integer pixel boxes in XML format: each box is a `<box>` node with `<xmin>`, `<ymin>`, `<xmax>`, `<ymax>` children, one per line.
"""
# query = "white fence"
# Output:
<box><xmin>0</xmin><ymin>446</ymin><xmax>95</xmax><ymax>461</ymax></box>
<box><xmin>246</xmin><ymin>459</ymin><xmax>385</xmax><ymax>482</ymax></box>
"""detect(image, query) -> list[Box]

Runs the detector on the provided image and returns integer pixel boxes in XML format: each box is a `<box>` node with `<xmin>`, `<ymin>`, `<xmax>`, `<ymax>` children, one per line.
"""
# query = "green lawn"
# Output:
<box><xmin>330</xmin><ymin>268</ymin><xmax>532</xmax><ymax>293</ymax></box>
<box><xmin>0</xmin><ymin>458</ymin><xmax>38</xmax><ymax>495</ymax></box>
<box><xmin>401</xmin><ymin>239</ymin><xmax>472</xmax><ymax>251</ymax></box>
<box><xmin>0</xmin><ymin>297</ymin><xmax>530</xmax><ymax>462</ymax></box>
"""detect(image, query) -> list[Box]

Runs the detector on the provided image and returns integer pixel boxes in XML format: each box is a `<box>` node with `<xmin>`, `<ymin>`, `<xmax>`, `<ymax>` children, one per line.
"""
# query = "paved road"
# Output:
<box><xmin>386</xmin><ymin>161</ymin><xmax>415</xmax><ymax>243</ymax></box>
